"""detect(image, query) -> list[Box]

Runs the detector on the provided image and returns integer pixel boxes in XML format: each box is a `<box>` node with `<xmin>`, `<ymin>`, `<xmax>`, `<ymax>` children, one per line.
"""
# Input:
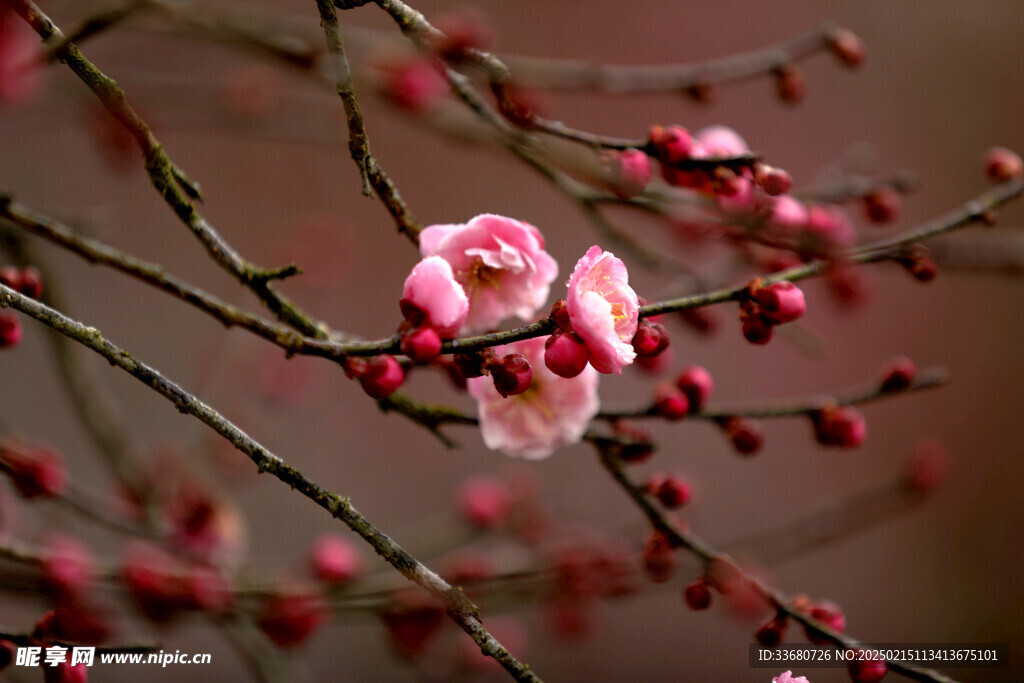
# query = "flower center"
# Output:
<box><xmin>466</xmin><ymin>257</ymin><xmax>502</xmax><ymax>291</ymax></box>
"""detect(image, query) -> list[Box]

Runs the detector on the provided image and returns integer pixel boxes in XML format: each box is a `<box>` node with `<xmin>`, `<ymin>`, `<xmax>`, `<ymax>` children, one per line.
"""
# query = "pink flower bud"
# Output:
<box><xmin>35</xmin><ymin>607</ymin><xmax>109</xmax><ymax>645</ymax></box>
<box><xmin>775</xmin><ymin>65</ymin><xmax>806</xmax><ymax>104</ymax></box>
<box><xmin>767</xmin><ymin>195</ymin><xmax>809</xmax><ymax>237</ymax></box>
<box><xmin>544</xmin><ymin>331</ymin><xmax>590</xmax><ymax>379</ymax></box>
<box><xmin>431</xmin><ymin>10</ymin><xmax>494</xmax><ymax>61</ymax></box>
<box><xmin>649</xmin><ymin>124</ymin><xmax>694</xmax><ymax>164</ymax></box>
<box><xmin>41</xmin><ymin>534</ymin><xmax>96</xmax><ymax>606</ymax></box>
<box><xmin>754</xmin><ymin>281</ymin><xmax>807</xmax><ymax>324</ymax></box>
<box><xmin>902</xmin><ymin>438</ymin><xmax>949</xmax><ymax>493</ymax></box>
<box><xmin>18</xmin><ymin>266</ymin><xmax>42</xmax><ymax>298</ymax></box>
<box><xmin>683</xmin><ymin>581</ymin><xmax>712</xmax><ymax>610</ymax></box>
<box><xmin>831</xmin><ymin>28</ymin><xmax>867</xmax><ymax>68</ymax></box>
<box><xmin>756</xmin><ymin>614</ymin><xmax>789</xmax><ymax>647</ymax></box>
<box><xmin>675</xmin><ymin>365</ymin><xmax>714</xmax><ymax>412</ymax></box>
<box><xmin>806</xmin><ymin>601</ymin><xmax>846</xmax><ymax>643</ymax></box>
<box><xmin>310</xmin><ymin>533</ymin><xmax>363</xmax><ymax>585</ymax></box>
<box><xmin>383</xmin><ymin>58</ymin><xmax>447</xmax><ymax>112</ymax></box>
<box><xmin>494</xmin><ymin>81</ymin><xmax>545</xmax><ymax>129</ymax></box>
<box><xmin>879</xmin><ymin>355</ymin><xmax>916</xmax><ymax>392</ymax></box>
<box><xmin>755</xmin><ymin>165</ymin><xmax>793</xmax><ymax>196</ymax></box>
<box><xmin>359</xmin><ymin>355</ymin><xmax>405</xmax><ymax>399</ymax></box>
<box><xmin>257</xmin><ymin>589</ymin><xmax>328</xmax><ymax>649</ymax></box>
<box><xmin>0</xmin><ymin>8</ymin><xmax>46</xmax><ymax>106</ymax></box>
<box><xmin>631</xmin><ymin>321</ymin><xmax>670</xmax><ymax>357</ymax></box>
<box><xmin>0</xmin><ymin>311</ymin><xmax>22</xmax><ymax>349</ymax></box>
<box><xmin>901</xmin><ymin>245</ymin><xmax>938</xmax><ymax>282</ymax></box>
<box><xmin>0</xmin><ymin>266</ymin><xmax>21</xmax><ymax>290</ymax></box>
<box><xmin>642</xmin><ymin>530</ymin><xmax>677</xmax><ymax>583</ymax></box>
<box><xmin>400</xmin><ymin>327</ymin><xmax>442</xmax><ymax>364</ymax></box>
<box><xmin>654</xmin><ymin>384</ymin><xmax>689</xmax><ymax>421</ymax></box>
<box><xmin>0</xmin><ymin>441</ymin><xmax>66</xmax><ymax>498</ymax></box>
<box><xmin>490</xmin><ymin>353</ymin><xmax>533</xmax><ymax>397</ymax></box>
<box><xmin>849</xmin><ymin>655</ymin><xmax>888</xmax><ymax>683</ymax></box>
<box><xmin>720</xmin><ymin>417</ymin><xmax>764</xmax><ymax>455</ymax></box>
<box><xmin>457</xmin><ymin>475</ymin><xmax>512</xmax><ymax>529</ymax></box>
<box><xmin>811</xmin><ymin>406</ymin><xmax>867</xmax><ymax>448</ymax></box>
<box><xmin>805</xmin><ymin>205</ymin><xmax>856</xmax><ymax>254</ymax></box>
<box><xmin>983</xmin><ymin>146</ymin><xmax>1023</xmax><ymax>182</ymax></box>
<box><xmin>609</xmin><ymin>148</ymin><xmax>653</xmax><ymax>198</ymax></box>
<box><xmin>864</xmin><ymin>186</ymin><xmax>902</xmax><ymax>224</ymax></box>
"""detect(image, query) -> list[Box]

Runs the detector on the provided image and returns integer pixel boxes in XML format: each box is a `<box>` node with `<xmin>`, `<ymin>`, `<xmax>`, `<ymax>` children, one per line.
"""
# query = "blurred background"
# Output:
<box><xmin>1</xmin><ymin>0</ymin><xmax>1023</xmax><ymax>681</ymax></box>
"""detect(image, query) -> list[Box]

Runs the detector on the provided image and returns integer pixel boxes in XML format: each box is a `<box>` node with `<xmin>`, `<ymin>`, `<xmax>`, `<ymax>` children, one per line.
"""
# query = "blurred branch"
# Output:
<box><xmin>502</xmin><ymin>21</ymin><xmax>847</xmax><ymax>93</ymax></box>
<box><xmin>598</xmin><ymin>366</ymin><xmax>949</xmax><ymax>421</ymax></box>
<box><xmin>0</xmin><ymin>284</ymin><xmax>541</xmax><ymax>683</ymax></box>
<box><xmin>313</xmin><ymin>0</ymin><xmax>422</xmax><ymax>242</ymax></box>
<box><xmin>4</xmin><ymin>0</ymin><xmax>329</xmax><ymax>339</ymax></box>
<box><xmin>595</xmin><ymin>448</ymin><xmax>958</xmax><ymax>683</ymax></box>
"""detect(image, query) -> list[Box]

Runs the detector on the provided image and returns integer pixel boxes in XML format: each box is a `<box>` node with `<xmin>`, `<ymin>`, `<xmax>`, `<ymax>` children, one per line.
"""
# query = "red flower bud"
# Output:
<box><xmin>864</xmin><ymin>186</ymin><xmax>903</xmax><ymax>224</ymax></box>
<box><xmin>654</xmin><ymin>384</ymin><xmax>689</xmax><ymax>421</ymax></box>
<box><xmin>676</xmin><ymin>365</ymin><xmax>714</xmax><ymax>412</ymax></box>
<box><xmin>804</xmin><ymin>600</ymin><xmax>846</xmax><ymax>644</ymax></box>
<box><xmin>359</xmin><ymin>355</ymin><xmax>405</xmax><ymax>399</ymax></box>
<box><xmin>0</xmin><ymin>266</ymin><xmax>22</xmax><ymax>291</ymax></box>
<box><xmin>754</xmin><ymin>281</ymin><xmax>807</xmax><ymax>324</ymax></box>
<box><xmin>879</xmin><ymin>355</ymin><xmax>916</xmax><ymax>392</ymax></box>
<box><xmin>0</xmin><ymin>311</ymin><xmax>21</xmax><ymax>349</ymax></box>
<box><xmin>983</xmin><ymin>146</ymin><xmax>1023</xmax><ymax>183</ymax></box>
<box><xmin>683</xmin><ymin>581</ymin><xmax>712</xmax><ymax>611</ymax></box>
<box><xmin>755</xmin><ymin>614</ymin><xmax>789</xmax><ymax>647</ymax></box>
<box><xmin>811</xmin><ymin>406</ymin><xmax>867</xmax><ymax>448</ymax></box>
<box><xmin>381</xmin><ymin>591</ymin><xmax>446</xmax><ymax>658</ymax></box>
<box><xmin>653</xmin><ymin>474</ymin><xmax>691</xmax><ymax>509</ymax></box>
<box><xmin>631</xmin><ymin>321</ymin><xmax>670</xmax><ymax>357</ymax></box>
<box><xmin>649</xmin><ymin>124</ymin><xmax>694</xmax><ymax>164</ymax></box>
<box><xmin>720</xmin><ymin>417</ymin><xmax>764</xmax><ymax>456</ymax></box>
<box><xmin>641</xmin><ymin>530</ymin><xmax>677</xmax><ymax>583</ymax></box>
<box><xmin>490</xmin><ymin>353</ymin><xmax>533</xmax><ymax>397</ymax></box>
<box><xmin>754</xmin><ymin>164</ymin><xmax>793</xmax><ymax>196</ymax></box>
<box><xmin>544</xmin><ymin>331</ymin><xmax>590</xmax><ymax>378</ymax></box>
<box><xmin>741</xmin><ymin>311</ymin><xmax>774</xmax><ymax>345</ymax></box>
<box><xmin>849</xmin><ymin>655</ymin><xmax>888</xmax><ymax>683</ymax></box>
<box><xmin>830</xmin><ymin>28</ymin><xmax>867</xmax><ymax>68</ymax></box>
<box><xmin>257</xmin><ymin>589</ymin><xmax>328</xmax><ymax>649</ymax></box>
<box><xmin>400</xmin><ymin>327</ymin><xmax>442</xmax><ymax>364</ymax></box>
<box><xmin>0</xmin><ymin>441</ymin><xmax>66</xmax><ymax>498</ymax></box>
<box><xmin>774</xmin><ymin>65</ymin><xmax>806</xmax><ymax>104</ymax></box>
<box><xmin>19</xmin><ymin>266</ymin><xmax>43</xmax><ymax>299</ymax></box>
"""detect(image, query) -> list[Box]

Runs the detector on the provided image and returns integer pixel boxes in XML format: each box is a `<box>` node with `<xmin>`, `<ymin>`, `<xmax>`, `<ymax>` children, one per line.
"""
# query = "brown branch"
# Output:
<box><xmin>598</xmin><ymin>366</ymin><xmax>949</xmax><ymax>421</ymax></box>
<box><xmin>3</xmin><ymin>0</ymin><xmax>328</xmax><ymax>338</ymax></box>
<box><xmin>314</xmin><ymin>0</ymin><xmax>421</xmax><ymax>242</ymax></box>
<box><xmin>502</xmin><ymin>22</ymin><xmax>847</xmax><ymax>93</ymax></box>
<box><xmin>0</xmin><ymin>284</ymin><xmax>540</xmax><ymax>683</ymax></box>
<box><xmin>595</xmin><ymin>448</ymin><xmax>958</xmax><ymax>683</ymax></box>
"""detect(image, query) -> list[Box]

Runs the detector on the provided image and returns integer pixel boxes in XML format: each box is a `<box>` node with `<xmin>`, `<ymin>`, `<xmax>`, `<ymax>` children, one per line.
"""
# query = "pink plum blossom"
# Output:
<box><xmin>401</xmin><ymin>256</ymin><xmax>469</xmax><ymax>337</ymax></box>
<box><xmin>419</xmin><ymin>214</ymin><xmax>558</xmax><ymax>333</ymax></box>
<box><xmin>468</xmin><ymin>336</ymin><xmax>599</xmax><ymax>459</ymax></box>
<box><xmin>694</xmin><ymin>125</ymin><xmax>750</xmax><ymax>158</ymax></box>
<box><xmin>773</xmin><ymin>672</ymin><xmax>809</xmax><ymax>683</ymax></box>
<box><xmin>0</xmin><ymin>8</ymin><xmax>46</xmax><ymax>106</ymax></box>
<box><xmin>566</xmin><ymin>246</ymin><xmax>640</xmax><ymax>375</ymax></box>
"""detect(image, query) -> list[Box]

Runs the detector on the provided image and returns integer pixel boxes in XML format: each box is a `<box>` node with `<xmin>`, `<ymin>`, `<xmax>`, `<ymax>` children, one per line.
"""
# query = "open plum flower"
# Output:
<box><xmin>468</xmin><ymin>336</ymin><xmax>599</xmax><ymax>459</ymax></box>
<box><xmin>419</xmin><ymin>214</ymin><xmax>558</xmax><ymax>333</ymax></box>
<box><xmin>566</xmin><ymin>246</ymin><xmax>640</xmax><ymax>375</ymax></box>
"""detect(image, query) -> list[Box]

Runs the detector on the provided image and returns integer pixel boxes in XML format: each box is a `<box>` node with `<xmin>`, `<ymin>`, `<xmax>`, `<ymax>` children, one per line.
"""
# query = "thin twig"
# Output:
<box><xmin>0</xmin><ymin>285</ymin><xmax>541</xmax><ymax>683</ymax></box>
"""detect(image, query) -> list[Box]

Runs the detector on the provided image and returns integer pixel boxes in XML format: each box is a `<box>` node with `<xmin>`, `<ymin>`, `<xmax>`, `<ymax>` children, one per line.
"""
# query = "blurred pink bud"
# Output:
<box><xmin>649</xmin><ymin>124</ymin><xmax>694</xmax><ymax>163</ymax></box>
<box><xmin>676</xmin><ymin>365</ymin><xmax>714</xmax><ymax>412</ymax></box>
<box><xmin>756</xmin><ymin>614</ymin><xmax>789</xmax><ymax>647</ymax></box>
<box><xmin>902</xmin><ymin>438</ymin><xmax>949</xmax><ymax>493</ymax></box>
<box><xmin>741</xmin><ymin>311</ymin><xmax>774</xmax><ymax>345</ymax></box>
<box><xmin>683</xmin><ymin>581</ymin><xmax>712</xmax><ymax>610</ymax></box>
<box><xmin>811</xmin><ymin>406</ymin><xmax>867</xmax><ymax>448</ymax></box>
<box><xmin>399</xmin><ymin>327</ymin><xmax>442</xmax><ymax>364</ymax></box>
<box><xmin>0</xmin><ymin>312</ymin><xmax>21</xmax><ymax>349</ymax></box>
<box><xmin>41</xmin><ymin>535</ymin><xmax>96</xmax><ymax>606</ymax></box>
<box><xmin>642</xmin><ymin>530</ymin><xmax>677</xmax><ymax>583</ymax></box>
<box><xmin>383</xmin><ymin>58</ymin><xmax>447</xmax><ymax>112</ymax></box>
<box><xmin>720</xmin><ymin>417</ymin><xmax>764</xmax><ymax>456</ymax></box>
<box><xmin>381</xmin><ymin>590</ymin><xmax>446</xmax><ymax>659</ymax></box>
<box><xmin>0</xmin><ymin>441</ymin><xmax>66</xmax><ymax>497</ymax></box>
<box><xmin>849</xmin><ymin>655</ymin><xmax>888</xmax><ymax>683</ymax></box>
<box><xmin>983</xmin><ymin>146</ymin><xmax>1023</xmax><ymax>182</ymax></box>
<box><xmin>0</xmin><ymin>8</ymin><xmax>46</xmax><ymax>105</ymax></box>
<box><xmin>654</xmin><ymin>384</ymin><xmax>689</xmax><ymax>421</ymax></box>
<box><xmin>609</xmin><ymin>148</ymin><xmax>653</xmax><ymax>198</ymax></box>
<box><xmin>457</xmin><ymin>475</ymin><xmax>512</xmax><ymax>529</ymax></box>
<box><xmin>18</xmin><ymin>266</ymin><xmax>42</xmax><ymax>298</ymax></box>
<box><xmin>42</xmin><ymin>660</ymin><xmax>89</xmax><ymax>683</ymax></box>
<box><xmin>864</xmin><ymin>186</ymin><xmax>903</xmax><ymax>224</ymax></box>
<box><xmin>694</xmin><ymin>125</ymin><xmax>749</xmax><ymax>157</ymax></box>
<box><xmin>805</xmin><ymin>600</ymin><xmax>846</xmax><ymax>644</ymax></box>
<box><xmin>257</xmin><ymin>588</ymin><xmax>328</xmax><ymax>649</ymax></box>
<box><xmin>831</xmin><ymin>28</ymin><xmax>867</xmax><ymax>68</ymax></box>
<box><xmin>310</xmin><ymin>534</ymin><xmax>363</xmax><ymax>585</ymax></box>
<box><xmin>768</xmin><ymin>195</ymin><xmax>809</xmax><ymax>236</ymax></box>
<box><xmin>879</xmin><ymin>355</ymin><xmax>916</xmax><ymax>392</ymax></box>
<box><xmin>775</xmin><ymin>65</ymin><xmax>806</xmax><ymax>104</ymax></box>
